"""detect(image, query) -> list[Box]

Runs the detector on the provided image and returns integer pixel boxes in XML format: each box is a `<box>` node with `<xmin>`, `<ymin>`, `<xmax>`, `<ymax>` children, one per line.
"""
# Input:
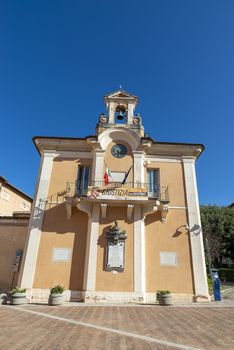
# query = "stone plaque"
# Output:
<box><xmin>106</xmin><ymin>241</ymin><xmax>125</xmax><ymax>271</ymax></box>
<box><xmin>160</xmin><ymin>252</ymin><xmax>178</xmax><ymax>266</ymax></box>
<box><xmin>53</xmin><ymin>248</ymin><xmax>71</xmax><ymax>262</ymax></box>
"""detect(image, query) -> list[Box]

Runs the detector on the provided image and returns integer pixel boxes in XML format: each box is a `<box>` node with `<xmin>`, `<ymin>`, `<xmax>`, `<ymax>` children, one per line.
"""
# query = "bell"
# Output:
<box><xmin>117</xmin><ymin>111</ymin><xmax>124</xmax><ymax>120</ymax></box>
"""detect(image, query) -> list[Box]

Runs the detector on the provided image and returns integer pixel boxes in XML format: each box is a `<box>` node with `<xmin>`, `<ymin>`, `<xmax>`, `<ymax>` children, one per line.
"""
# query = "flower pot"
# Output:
<box><xmin>10</xmin><ymin>293</ymin><xmax>27</xmax><ymax>305</ymax></box>
<box><xmin>159</xmin><ymin>294</ymin><xmax>173</xmax><ymax>306</ymax></box>
<box><xmin>48</xmin><ymin>293</ymin><xmax>64</xmax><ymax>306</ymax></box>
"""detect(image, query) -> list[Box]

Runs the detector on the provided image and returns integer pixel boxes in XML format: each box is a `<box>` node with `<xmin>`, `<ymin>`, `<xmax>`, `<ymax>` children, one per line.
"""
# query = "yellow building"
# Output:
<box><xmin>19</xmin><ymin>90</ymin><xmax>209</xmax><ymax>303</ymax></box>
<box><xmin>0</xmin><ymin>176</ymin><xmax>32</xmax><ymax>216</ymax></box>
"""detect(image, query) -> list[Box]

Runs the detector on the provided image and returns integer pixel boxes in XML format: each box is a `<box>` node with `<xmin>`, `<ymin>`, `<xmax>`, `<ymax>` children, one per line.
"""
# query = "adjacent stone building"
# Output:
<box><xmin>0</xmin><ymin>176</ymin><xmax>32</xmax><ymax>216</ymax></box>
<box><xmin>19</xmin><ymin>90</ymin><xmax>209</xmax><ymax>303</ymax></box>
<box><xmin>0</xmin><ymin>177</ymin><xmax>32</xmax><ymax>290</ymax></box>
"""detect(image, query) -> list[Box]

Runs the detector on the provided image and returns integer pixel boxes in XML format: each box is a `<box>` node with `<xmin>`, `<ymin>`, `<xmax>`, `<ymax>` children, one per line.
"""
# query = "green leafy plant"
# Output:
<box><xmin>10</xmin><ymin>287</ymin><xmax>26</xmax><ymax>295</ymax></box>
<box><xmin>50</xmin><ymin>285</ymin><xmax>65</xmax><ymax>294</ymax></box>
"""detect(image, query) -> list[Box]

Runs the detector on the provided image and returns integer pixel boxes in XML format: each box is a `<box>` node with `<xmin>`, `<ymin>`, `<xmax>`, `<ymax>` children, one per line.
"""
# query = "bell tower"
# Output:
<box><xmin>96</xmin><ymin>90</ymin><xmax>144</xmax><ymax>137</ymax></box>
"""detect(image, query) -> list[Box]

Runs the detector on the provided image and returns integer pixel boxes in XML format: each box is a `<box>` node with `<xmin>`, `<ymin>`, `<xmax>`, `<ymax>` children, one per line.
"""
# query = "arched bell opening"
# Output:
<box><xmin>115</xmin><ymin>105</ymin><xmax>127</xmax><ymax>124</ymax></box>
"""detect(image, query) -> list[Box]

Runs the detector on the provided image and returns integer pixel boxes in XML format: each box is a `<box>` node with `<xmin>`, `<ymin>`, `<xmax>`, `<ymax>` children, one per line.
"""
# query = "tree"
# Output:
<box><xmin>200</xmin><ymin>205</ymin><xmax>234</xmax><ymax>268</ymax></box>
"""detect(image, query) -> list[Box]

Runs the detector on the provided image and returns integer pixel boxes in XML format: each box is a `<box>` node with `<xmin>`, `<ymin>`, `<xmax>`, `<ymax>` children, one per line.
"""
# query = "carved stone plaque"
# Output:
<box><xmin>160</xmin><ymin>251</ymin><xmax>178</xmax><ymax>266</ymax></box>
<box><xmin>106</xmin><ymin>241</ymin><xmax>125</xmax><ymax>271</ymax></box>
<box><xmin>53</xmin><ymin>248</ymin><xmax>71</xmax><ymax>262</ymax></box>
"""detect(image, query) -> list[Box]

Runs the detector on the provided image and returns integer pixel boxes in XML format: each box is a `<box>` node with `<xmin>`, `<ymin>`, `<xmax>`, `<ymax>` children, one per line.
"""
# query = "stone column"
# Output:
<box><xmin>182</xmin><ymin>157</ymin><xmax>209</xmax><ymax>300</ymax></box>
<box><xmin>19</xmin><ymin>152</ymin><xmax>55</xmax><ymax>292</ymax></box>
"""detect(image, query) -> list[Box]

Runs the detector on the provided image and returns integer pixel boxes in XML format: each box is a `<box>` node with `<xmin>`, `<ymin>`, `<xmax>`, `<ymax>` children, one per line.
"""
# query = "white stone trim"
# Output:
<box><xmin>168</xmin><ymin>205</ymin><xmax>187</xmax><ymax>210</ymax></box>
<box><xmin>19</xmin><ymin>152</ymin><xmax>55</xmax><ymax>291</ymax></box>
<box><xmin>146</xmin><ymin>156</ymin><xmax>182</xmax><ymax>163</ymax></box>
<box><xmin>91</xmin><ymin>150</ymin><xmax>105</xmax><ymax>183</ymax></box>
<box><xmin>84</xmin><ymin>291</ymin><xmax>146</xmax><ymax>303</ymax></box>
<box><xmin>52</xmin><ymin>151</ymin><xmax>93</xmax><ymax>159</ymax></box>
<box><xmin>133</xmin><ymin>205</ymin><xmax>145</xmax><ymax>301</ymax></box>
<box><xmin>182</xmin><ymin>157</ymin><xmax>209</xmax><ymax>299</ymax></box>
<box><xmin>30</xmin><ymin>289</ymin><xmax>200</xmax><ymax>304</ymax></box>
<box><xmin>133</xmin><ymin>151</ymin><xmax>145</xmax><ymax>184</ymax></box>
<box><xmin>83</xmin><ymin>203</ymin><xmax>100</xmax><ymax>291</ymax></box>
<box><xmin>98</xmin><ymin>127</ymin><xmax>140</xmax><ymax>151</ymax></box>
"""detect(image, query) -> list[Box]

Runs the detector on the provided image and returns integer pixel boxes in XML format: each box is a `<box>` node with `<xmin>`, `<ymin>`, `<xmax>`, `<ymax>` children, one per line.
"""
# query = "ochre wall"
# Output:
<box><xmin>33</xmin><ymin>158</ymin><xmax>90</xmax><ymax>290</ymax></box>
<box><xmin>33</xmin><ymin>204</ymin><xmax>88</xmax><ymax>290</ymax></box>
<box><xmin>145</xmin><ymin>209</ymin><xmax>194</xmax><ymax>294</ymax></box>
<box><xmin>0</xmin><ymin>222</ymin><xmax>28</xmax><ymax>289</ymax></box>
<box><xmin>96</xmin><ymin>206</ymin><xmax>134</xmax><ymax>292</ymax></box>
<box><xmin>146</xmin><ymin>162</ymin><xmax>186</xmax><ymax>206</ymax></box>
<box><xmin>46</xmin><ymin>157</ymin><xmax>92</xmax><ymax>199</ymax></box>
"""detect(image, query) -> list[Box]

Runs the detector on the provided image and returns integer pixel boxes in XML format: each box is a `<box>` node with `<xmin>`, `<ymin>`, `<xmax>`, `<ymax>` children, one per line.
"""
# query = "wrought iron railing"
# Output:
<box><xmin>66</xmin><ymin>181</ymin><xmax>169</xmax><ymax>202</ymax></box>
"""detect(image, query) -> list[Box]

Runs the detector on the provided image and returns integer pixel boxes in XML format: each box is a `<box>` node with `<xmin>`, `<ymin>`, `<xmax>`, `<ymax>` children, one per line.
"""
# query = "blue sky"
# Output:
<box><xmin>0</xmin><ymin>0</ymin><xmax>233</xmax><ymax>205</ymax></box>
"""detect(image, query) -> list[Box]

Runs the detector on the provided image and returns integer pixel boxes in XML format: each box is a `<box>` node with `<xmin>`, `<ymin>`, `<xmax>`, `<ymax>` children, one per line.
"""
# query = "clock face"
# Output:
<box><xmin>111</xmin><ymin>144</ymin><xmax>127</xmax><ymax>158</ymax></box>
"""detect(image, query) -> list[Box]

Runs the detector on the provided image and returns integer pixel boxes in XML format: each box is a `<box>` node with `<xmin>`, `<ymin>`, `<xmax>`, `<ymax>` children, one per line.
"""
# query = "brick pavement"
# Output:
<box><xmin>0</xmin><ymin>304</ymin><xmax>234</xmax><ymax>350</ymax></box>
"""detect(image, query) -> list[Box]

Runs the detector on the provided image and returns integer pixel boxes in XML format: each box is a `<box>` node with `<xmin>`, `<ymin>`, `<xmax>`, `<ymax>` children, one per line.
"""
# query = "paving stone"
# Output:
<box><xmin>0</xmin><ymin>304</ymin><xmax>234</xmax><ymax>350</ymax></box>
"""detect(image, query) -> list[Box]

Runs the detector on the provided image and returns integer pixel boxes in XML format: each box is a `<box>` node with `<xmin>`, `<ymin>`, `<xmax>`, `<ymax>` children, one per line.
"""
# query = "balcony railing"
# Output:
<box><xmin>66</xmin><ymin>181</ymin><xmax>169</xmax><ymax>202</ymax></box>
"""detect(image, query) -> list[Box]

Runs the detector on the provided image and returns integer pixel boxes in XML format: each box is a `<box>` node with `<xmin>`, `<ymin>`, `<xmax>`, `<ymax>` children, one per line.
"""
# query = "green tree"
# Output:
<box><xmin>200</xmin><ymin>205</ymin><xmax>234</xmax><ymax>268</ymax></box>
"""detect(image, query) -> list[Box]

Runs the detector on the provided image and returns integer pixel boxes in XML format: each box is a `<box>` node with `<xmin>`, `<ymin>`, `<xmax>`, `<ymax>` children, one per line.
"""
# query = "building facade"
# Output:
<box><xmin>0</xmin><ymin>176</ymin><xmax>32</xmax><ymax>216</ymax></box>
<box><xmin>19</xmin><ymin>90</ymin><xmax>209</xmax><ymax>303</ymax></box>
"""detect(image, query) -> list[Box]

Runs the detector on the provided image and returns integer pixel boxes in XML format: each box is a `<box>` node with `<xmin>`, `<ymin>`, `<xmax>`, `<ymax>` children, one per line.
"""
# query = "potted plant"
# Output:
<box><xmin>10</xmin><ymin>287</ymin><xmax>27</xmax><ymax>305</ymax></box>
<box><xmin>156</xmin><ymin>290</ymin><xmax>173</xmax><ymax>306</ymax></box>
<box><xmin>48</xmin><ymin>285</ymin><xmax>65</xmax><ymax>306</ymax></box>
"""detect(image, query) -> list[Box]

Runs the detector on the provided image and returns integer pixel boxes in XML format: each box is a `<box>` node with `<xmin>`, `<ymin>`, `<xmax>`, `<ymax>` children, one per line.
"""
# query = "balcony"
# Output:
<box><xmin>66</xmin><ymin>181</ymin><xmax>169</xmax><ymax>203</ymax></box>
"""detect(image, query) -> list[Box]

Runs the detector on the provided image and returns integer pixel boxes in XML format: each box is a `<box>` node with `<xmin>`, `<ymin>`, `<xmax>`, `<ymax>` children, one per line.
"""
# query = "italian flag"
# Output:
<box><xmin>104</xmin><ymin>165</ymin><xmax>111</xmax><ymax>186</ymax></box>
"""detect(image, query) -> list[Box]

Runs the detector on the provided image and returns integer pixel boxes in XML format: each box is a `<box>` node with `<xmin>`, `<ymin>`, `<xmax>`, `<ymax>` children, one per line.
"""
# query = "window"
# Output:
<box><xmin>147</xmin><ymin>169</ymin><xmax>159</xmax><ymax>198</ymax></box>
<box><xmin>77</xmin><ymin>166</ymin><xmax>90</xmax><ymax>195</ymax></box>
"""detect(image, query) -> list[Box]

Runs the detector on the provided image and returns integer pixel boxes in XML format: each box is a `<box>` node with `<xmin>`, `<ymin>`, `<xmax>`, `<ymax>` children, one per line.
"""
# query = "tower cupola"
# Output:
<box><xmin>96</xmin><ymin>90</ymin><xmax>144</xmax><ymax>137</ymax></box>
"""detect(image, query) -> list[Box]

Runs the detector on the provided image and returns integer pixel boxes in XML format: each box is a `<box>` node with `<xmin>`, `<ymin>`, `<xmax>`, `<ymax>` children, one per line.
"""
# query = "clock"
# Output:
<box><xmin>111</xmin><ymin>144</ymin><xmax>127</xmax><ymax>158</ymax></box>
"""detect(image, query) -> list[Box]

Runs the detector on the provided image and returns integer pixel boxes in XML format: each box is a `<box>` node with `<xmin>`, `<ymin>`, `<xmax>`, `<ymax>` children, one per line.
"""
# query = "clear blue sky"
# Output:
<box><xmin>0</xmin><ymin>1</ymin><xmax>233</xmax><ymax>205</ymax></box>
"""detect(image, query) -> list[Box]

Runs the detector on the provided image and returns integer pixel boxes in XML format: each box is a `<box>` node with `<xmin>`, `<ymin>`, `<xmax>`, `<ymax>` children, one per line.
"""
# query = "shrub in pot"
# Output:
<box><xmin>48</xmin><ymin>285</ymin><xmax>65</xmax><ymax>306</ymax></box>
<box><xmin>156</xmin><ymin>290</ymin><xmax>173</xmax><ymax>306</ymax></box>
<box><xmin>10</xmin><ymin>287</ymin><xmax>27</xmax><ymax>305</ymax></box>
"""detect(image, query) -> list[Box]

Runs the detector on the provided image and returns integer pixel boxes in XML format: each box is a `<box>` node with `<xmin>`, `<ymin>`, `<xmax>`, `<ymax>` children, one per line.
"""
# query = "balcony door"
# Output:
<box><xmin>77</xmin><ymin>166</ymin><xmax>90</xmax><ymax>195</ymax></box>
<box><xmin>147</xmin><ymin>169</ymin><xmax>159</xmax><ymax>198</ymax></box>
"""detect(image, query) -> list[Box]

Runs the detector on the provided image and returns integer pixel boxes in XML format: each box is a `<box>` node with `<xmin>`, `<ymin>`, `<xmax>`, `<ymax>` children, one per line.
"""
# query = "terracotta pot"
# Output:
<box><xmin>48</xmin><ymin>293</ymin><xmax>64</xmax><ymax>306</ymax></box>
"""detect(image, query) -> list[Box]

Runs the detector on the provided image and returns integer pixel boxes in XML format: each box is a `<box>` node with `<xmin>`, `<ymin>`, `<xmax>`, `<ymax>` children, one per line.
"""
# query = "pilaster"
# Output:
<box><xmin>133</xmin><ymin>151</ymin><xmax>145</xmax><ymax>184</ymax></box>
<box><xmin>182</xmin><ymin>157</ymin><xmax>209</xmax><ymax>300</ymax></box>
<box><xmin>91</xmin><ymin>150</ymin><xmax>105</xmax><ymax>184</ymax></box>
<box><xmin>19</xmin><ymin>152</ymin><xmax>56</xmax><ymax>291</ymax></box>
<box><xmin>83</xmin><ymin>203</ymin><xmax>100</xmax><ymax>292</ymax></box>
<box><xmin>133</xmin><ymin>205</ymin><xmax>145</xmax><ymax>301</ymax></box>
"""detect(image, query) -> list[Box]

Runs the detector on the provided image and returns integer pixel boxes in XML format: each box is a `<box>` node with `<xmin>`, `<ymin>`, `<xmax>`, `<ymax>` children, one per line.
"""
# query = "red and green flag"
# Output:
<box><xmin>104</xmin><ymin>165</ymin><xmax>111</xmax><ymax>186</ymax></box>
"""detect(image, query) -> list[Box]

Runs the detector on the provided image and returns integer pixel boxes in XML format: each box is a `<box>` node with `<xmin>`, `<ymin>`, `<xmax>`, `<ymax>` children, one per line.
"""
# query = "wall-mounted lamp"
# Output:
<box><xmin>176</xmin><ymin>224</ymin><xmax>202</xmax><ymax>237</ymax></box>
